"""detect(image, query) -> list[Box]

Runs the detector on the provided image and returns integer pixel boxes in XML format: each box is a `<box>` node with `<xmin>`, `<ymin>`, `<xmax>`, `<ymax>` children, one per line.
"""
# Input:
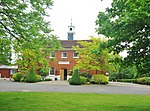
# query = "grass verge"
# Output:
<box><xmin>0</xmin><ymin>92</ymin><xmax>150</xmax><ymax>111</ymax></box>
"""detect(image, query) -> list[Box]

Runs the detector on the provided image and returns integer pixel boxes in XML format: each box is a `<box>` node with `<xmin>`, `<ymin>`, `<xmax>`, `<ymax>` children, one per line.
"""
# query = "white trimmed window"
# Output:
<box><xmin>50</xmin><ymin>52</ymin><xmax>55</xmax><ymax>58</ymax></box>
<box><xmin>73</xmin><ymin>52</ymin><xmax>79</xmax><ymax>58</ymax></box>
<box><xmin>61</xmin><ymin>52</ymin><xmax>67</xmax><ymax>58</ymax></box>
<box><xmin>49</xmin><ymin>67</ymin><xmax>55</xmax><ymax>75</ymax></box>
<box><xmin>10</xmin><ymin>69</ymin><xmax>17</xmax><ymax>75</ymax></box>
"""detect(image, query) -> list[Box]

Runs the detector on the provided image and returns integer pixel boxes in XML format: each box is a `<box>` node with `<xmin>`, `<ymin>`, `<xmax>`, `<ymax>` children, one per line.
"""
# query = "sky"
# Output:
<box><xmin>49</xmin><ymin>0</ymin><xmax>112</xmax><ymax>40</ymax></box>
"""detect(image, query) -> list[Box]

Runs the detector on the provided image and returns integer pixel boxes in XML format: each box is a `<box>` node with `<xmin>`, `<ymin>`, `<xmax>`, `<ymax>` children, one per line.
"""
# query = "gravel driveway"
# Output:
<box><xmin>0</xmin><ymin>78</ymin><xmax>150</xmax><ymax>94</ymax></box>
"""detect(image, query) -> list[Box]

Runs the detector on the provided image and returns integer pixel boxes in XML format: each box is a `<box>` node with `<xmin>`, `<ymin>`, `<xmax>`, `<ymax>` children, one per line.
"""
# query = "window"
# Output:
<box><xmin>10</xmin><ymin>69</ymin><xmax>17</xmax><ymax>75</ymax></box>
<box><xmin>61</xmin><ymin>52</ymin><xmax>67</xmax><ymax>58</ymax></box>
<box><xmin>50</xmin><ymin>52</ymin><xmax>55</xmax><ymax>58</ymax></box>
<box><xmin>49</xmin><ymin>67</ymin><xmax>55</xmax><ymax>75</ymax></box>
<box><xmin>73</xmin><ymin>52</ymin><xmax>79</xmax><ymax>58</ymax></box>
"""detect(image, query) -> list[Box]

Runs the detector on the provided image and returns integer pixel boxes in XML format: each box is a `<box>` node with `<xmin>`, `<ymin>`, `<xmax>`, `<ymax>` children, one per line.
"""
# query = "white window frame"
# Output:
<box><xmin>49</xmin><ymin>67</ymin><xmax>55</xmax><ymax>76</ymax></box>
<box><xmin>50</xmin><ymin>52</ymin><xmax>55</xmax><ymax>58</ymax></box>
<box><xmin>61</xmin><ymin>52</ymin><xmax>67</xmax><ymax>58</ymax></box>
<box><xmin>10</xmin><ymin>69</ymin><xmax>17</xmax><ymax>75</ymax></box>
<box><xmin>73</xmin><ymin>52</ymin><xmax>79</xmax><ymax>58</ymax></box>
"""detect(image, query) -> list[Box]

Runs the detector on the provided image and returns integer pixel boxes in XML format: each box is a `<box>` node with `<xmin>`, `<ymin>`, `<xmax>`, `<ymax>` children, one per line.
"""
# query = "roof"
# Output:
<box><xmin>60</xmin><ymin>40</ymin><xmax>92</xmax><ymax>49</ymax></box>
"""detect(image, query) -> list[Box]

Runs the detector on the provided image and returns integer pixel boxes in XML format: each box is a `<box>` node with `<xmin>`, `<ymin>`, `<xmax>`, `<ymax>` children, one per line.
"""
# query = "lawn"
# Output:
<box><xmin>0</xmin><ymin>92</ymin><xmax>150</xmax><ymax>111</ymax></box>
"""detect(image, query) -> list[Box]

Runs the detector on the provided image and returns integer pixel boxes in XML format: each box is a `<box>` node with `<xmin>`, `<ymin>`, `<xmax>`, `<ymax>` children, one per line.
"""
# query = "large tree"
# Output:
<box><xmin>0</xmin><ymin>0</ymin><xmax>61</xmax><ymax>75</ymax></box>
<box><xmin>96</xmin><ymin>0</ymin><xmax>150</xmax><ymax>76</ymax></box>
<box><xmin>15</xmin><ymin>35</ymin><xmax>60</xmax><ymax>75</ymax></box>
<box><xmin>0</xmin><ymin>0</ymin><xmax>54</xmax><ymax>64</ymax></box>
<box><xmin>73</xmin><ymin>37</ymin><xmax>109</xmax><ymax>74</ymax></box>
<box><xmin>0</xmin><ymin>37</ymin><xmax>11</xmax><ymax>64</ymax></box>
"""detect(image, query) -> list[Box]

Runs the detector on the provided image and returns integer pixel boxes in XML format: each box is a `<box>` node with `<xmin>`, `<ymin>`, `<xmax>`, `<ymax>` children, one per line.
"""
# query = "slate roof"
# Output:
<box><xmin>60</xmin><ymin>40</ymin><xmax>92</xmax><ymax>49</ymax></box>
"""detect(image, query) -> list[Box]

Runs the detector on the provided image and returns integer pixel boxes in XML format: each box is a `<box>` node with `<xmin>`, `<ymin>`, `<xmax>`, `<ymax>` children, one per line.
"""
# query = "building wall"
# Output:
<box><xmin>49</xmin><ymin>50</ymin><xmax>77</xmax><ymax>79</ymax></box>
<box><xmin>48</xmin><ymin>50</ymin><xmax>105</xmax><ymax>80</ymax></box>
<box><xmin>0</xmin><ymin>69</ymin><xmax>10</xmax><ymax>78</ymax></box>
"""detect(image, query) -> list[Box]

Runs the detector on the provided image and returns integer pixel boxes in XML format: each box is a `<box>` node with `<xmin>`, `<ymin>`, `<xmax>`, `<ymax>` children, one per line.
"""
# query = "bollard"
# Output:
<box><xmin>4</xmin><ymin>77</ymin><xmax>6</xmax><ymax>80</ymax></box>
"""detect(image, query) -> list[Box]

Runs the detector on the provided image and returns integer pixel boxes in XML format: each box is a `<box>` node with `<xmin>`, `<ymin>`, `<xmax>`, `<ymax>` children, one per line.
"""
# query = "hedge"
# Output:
<box><xmin>117</xmin><ymin>77</ymin><xmax>150</xmax><ymax>85</ymax></box>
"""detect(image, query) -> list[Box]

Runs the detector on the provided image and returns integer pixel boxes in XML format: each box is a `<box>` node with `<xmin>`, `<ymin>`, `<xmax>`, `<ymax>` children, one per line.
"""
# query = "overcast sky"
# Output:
<box><xmin>49</xmin><ymin>0</ymin><xmax>112</xmax><ymax>40</ymax></box>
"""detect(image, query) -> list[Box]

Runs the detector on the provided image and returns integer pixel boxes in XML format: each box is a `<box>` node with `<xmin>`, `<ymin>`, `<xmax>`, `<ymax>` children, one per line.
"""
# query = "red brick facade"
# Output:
<box><xmin>47</xmin><ymin>40</ymin><xmax>105</xmax><ymax>80</ymax></box>
<box><xmin>0</xmin><ymin>69</ymin><xmax>10</xmax><ymax>78</ymax></box>
<box><xmin>0</xmin><ymin>66</ymin><xmax>18</xmax><ymax>78</ymax></box>
<box><xmin>49</xmin><ymin>50</ymin><xmax>77</xmax><ymax>75</ymax></box>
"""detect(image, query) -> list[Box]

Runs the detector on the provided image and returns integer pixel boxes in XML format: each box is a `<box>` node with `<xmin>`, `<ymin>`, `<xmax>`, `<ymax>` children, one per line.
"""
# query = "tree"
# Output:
<box><xmin>69</xmin><ymin>69</ymin><xmax>81</xmax><ymax>85</ymax></box>
<box><xmin>108</xmin><ymin>54</ymin><xmax>137</xmax><ymax>81</ymax></box>
<box><xmin>15</xmin><ymin>35</ymin><xmax>61</xmax><ymax>77</ymax></box>
<box><xmin>0</xmin><ymin>1</ymin><xmax>61</xmax><ymax>75</ymax></box>
<box><xmin>0</xmin><ymin>0</ymin><xmax>54</xmax><ymax>64</ymax></box>
<box><xmin>73</xmin><ymin>37</ymin><xmax>109</xmax><ymax>74</ymax></box>
<box><xmin>26</xmin><ymin>66</ymin><xmax>37</xmax><ymax>83</ymax></box>
<box><xmin>0</xmin><ymin>37</ymin><xmax>11</xmax><ymax>64</ymax></box>
<box><xmin>96</xmin><ymin>0</ymin><xmax>150</xmax><ymax>76</ymax></box>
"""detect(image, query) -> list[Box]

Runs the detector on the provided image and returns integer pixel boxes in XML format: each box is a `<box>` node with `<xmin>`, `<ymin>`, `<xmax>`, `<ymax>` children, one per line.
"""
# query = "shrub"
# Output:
<box><xmin>117</xmin><ymin>77</ymin><xmax>150</xmax><ymax>85</ymax></box>
<box><xmin>26</xmin><ymin>67</ymin><xmax>37</xmax><ymax>83</ymax></box>
<box><xmin>38</xmin><ymin>68</ymin><xmax>49</xmax><ymax>77</ymax></box>
<box><xmin>69</xmin><ymin>69</ymin><xmax>81</xmax><ymax>85</ymax></box>
<box><xmin>117</xmin><ymin>79</ymin><xmax>136</xmax><ymax>83</ymax></box>
<box><xmin>136</xmin><ymin>77</ymin><xmax>146</xmax><ymax>84</ymax></box>
<box><xmin>20</xmin><ymin>77</ymin><xmax>26</xmax><ymax>82</ymax></box>
<box><xmin>91</xmin><ymin>74</ymin><xmax>108</xmax><ymax>85</ymax></box>
<box><xmin>100</xmin><ymin>75</ymin><xmax>109</xmax><ymax>84</ymax></box>
<box><xmin>80</xmin><ymin>76</ymin><xmax>87</xmax><ymax>84</ymax></box>
<box><xmin>12</xmin><ymin>73</ymin><xmax>23</xmax><ymax>82</ymax></box>
<box><xmin>79</xmin><ymin>72</ymin><xmax>92</xmax><ymax>79</ymax></box>
<box><xmin>145</xmin><ymin>78</ymin><xmax>150</xmax><ymax>85</ymax></box>
<box><xmin>45</xmin><ymin>78</ymin><xmax>52</xmax><ymax>81</ymax></box>
<box><xmin>136</xmin><ymin>77</ymin><xmax>150</xmax><ymax>85</ymax></box>
<box><xmin>36</xmin><ymin>75</ymin><xmax>42</xmax><ymax>82</ymax></box>
<box><xmin>86</xmin><ymin>82</ymin><xmax>90</xmax><ymax>85</ymax></box>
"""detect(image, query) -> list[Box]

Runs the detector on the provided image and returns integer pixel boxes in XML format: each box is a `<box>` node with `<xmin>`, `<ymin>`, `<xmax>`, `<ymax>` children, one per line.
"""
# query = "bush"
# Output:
<box><xmin>117</xmin><ymin>79</ymin><xmax>136</xmax><ymax>83</ymax></box>
<box><xmin>145</xmin><ymin>78</ymin><xmax>150</xmax><ymax>85</ymax></box>
<box><xmin>136</xmin><ymin>77</ymin><xmax>146</xmax><ymax>84</ymax></box>
<box><xmin>45</xmin><ymin>78</ymin><xmax>52</xmax><ymax>81</ymax></box>
<box><xmin>136</xmin><ymin>77</ymin><xmax>150</xmax><ymax>85</ymax></box>
<box><xmin>100</xmin><ymin>75</ymin><xmax>109</xmax><ymax>84</ymax></box>
<box><xmin>91</xmin><ymin>74</ymin><xmax>108</xmax><ymax>85</ymax></box>
<box><xmin>117</xmin><ymin>77</ymin><xmax>150</xmax><ymax>85</ymax></box>
<box><xmin>12</xmin><ymin>73</ymin><xmax>23</xmax><ymax>82</ymax></box>
<box><xmin>69</xmin><ymin>69</ymin><xmax>81</xmax><ymax>85</ymax></box>
<box><xmin>36</xmin><ymin>75</ymin><xmax>42</xmax><ymax>82</ymax></box>
<box><xmin>38</xmin><ymin>68</ymin><xmax>49</xmax><ymax>77</ymax></box>
<box><xmin>79</xmin><ymin>72</ymin><xmax>92</xmax><ymax>78</ymax></box>
<box><xmin>20</xmin><ymin>77</ymin><xmax>26</xmax><ymax>82</ymax></box>
<box><xmin>80</xmin><ymin>76</ymin><xmax>87</xmax><ymax>84</ymax></box>
<box><xmin>26</xmin><ymin>67</ymin><xmax>37</xmax><ymax>83</ymax></box>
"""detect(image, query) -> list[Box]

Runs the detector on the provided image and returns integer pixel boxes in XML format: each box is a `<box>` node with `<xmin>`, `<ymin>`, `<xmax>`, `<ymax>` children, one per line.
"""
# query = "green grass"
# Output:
<box><xmin>0</xmin><ymin>92</ymin><xmax>150</xmax><ymax>111</ymax></box>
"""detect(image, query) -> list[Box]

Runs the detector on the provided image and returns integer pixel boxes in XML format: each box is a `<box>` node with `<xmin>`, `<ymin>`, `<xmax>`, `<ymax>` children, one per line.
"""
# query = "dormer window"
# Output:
<box><xmin>61</xmin><ymin>52</ymin><xmax>67</xmax><ymax>58</ymax></box>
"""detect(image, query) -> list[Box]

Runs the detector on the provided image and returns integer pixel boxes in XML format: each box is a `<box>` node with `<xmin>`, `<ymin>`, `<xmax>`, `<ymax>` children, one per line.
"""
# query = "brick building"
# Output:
<box><xmin>46</xmin><ymin>21</ymin><xmax>102</xmax><ymax>80</ymax></box>
<box><xmin>0</xmin><ymin>21</ymin><xmax>105</xmax><ymax>80</ymax></box>
<box><xmin>47</xmin><ymin>21</ymin><xmax>79</xmax><ymax>80</ymax></box>
<box><xmin>48</xmin><ymin>40</ymin><xmax>92</xmax><ymax>80</ymax></box>
<box><xmin>0</xmin><ymin>65</ymin><xmax>18</xmax><ymax>78</ymax></box>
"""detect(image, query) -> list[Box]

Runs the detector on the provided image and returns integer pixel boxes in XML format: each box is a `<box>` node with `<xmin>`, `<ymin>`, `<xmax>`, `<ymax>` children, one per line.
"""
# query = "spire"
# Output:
<box><xmin>71</xmin><ymin>17</ymin><xmax>72</xmax><ymax>26</ymax></box>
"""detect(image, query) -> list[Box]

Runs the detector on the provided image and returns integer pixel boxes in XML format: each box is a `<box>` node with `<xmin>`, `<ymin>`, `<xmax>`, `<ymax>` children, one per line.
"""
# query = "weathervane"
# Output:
<box><xmin>71</xmin><ymin>17</ymin><xmax>72</xmax><ymax>26</ymax></box>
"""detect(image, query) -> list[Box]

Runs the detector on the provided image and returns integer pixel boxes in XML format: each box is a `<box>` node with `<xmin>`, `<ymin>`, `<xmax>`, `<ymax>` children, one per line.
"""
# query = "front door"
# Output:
<box><xmin>60</xmin><ymin>69</ymin><xmax>67</xmax><ymax>80</ymax></box>
<box><xmin>64</xmin><ymin>69</ymin><xmax>67</xmax><ymax>80</ymax></box>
